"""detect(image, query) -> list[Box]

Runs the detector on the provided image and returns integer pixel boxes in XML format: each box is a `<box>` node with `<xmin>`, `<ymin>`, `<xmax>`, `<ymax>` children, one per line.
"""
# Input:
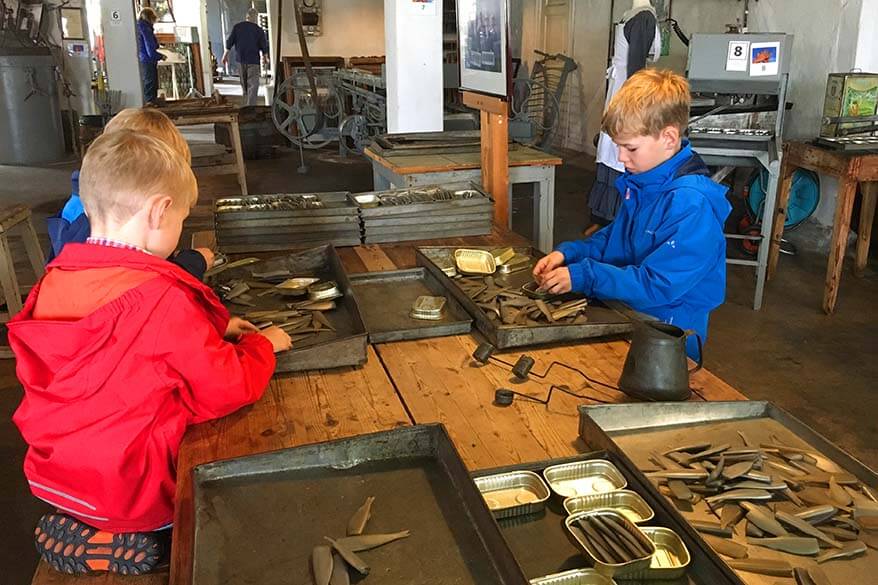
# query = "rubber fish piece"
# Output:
<box><xmin>828</xmin><ymin>476</ymin><xmax>852</xmax><ymax>507</ymax></box>
<box><xmin>691</xmin><ymin>520</ymin><xmax>733</xmax><ymax>537</ymax></box>
<box><xmin>684</xmin><ymin>443</ymin><xmax>731</xmax><ymax>464</ymax></box>
<box><xmin>668</xmin><ymin>480</ymin><xmax>695</xmax><ymax>502</ymax></box>
<box><xmin>815</xmin><ymin>540</ymin><xmax>866</xmax><ymax>563</ymax></box>
<box><xmin>774</xmin><ymin>510</ymin><xmax>842</xmax><ymax>548</ymax></box>
<box><xmin>329</xmin><ymin>553</ymin><xmax>349</xmax><ymax>585</ymax></box>
<box><xmin>747</xmin><ymin>536</ymin><xmax>819</xmax><ymax>555</ymax></box>
<box><xmin>335</xmin><ymin>530</ymin><xmax>411</xmax><ymax>552</ymax></box>
<box><xmin>740</xmin><ymin>502</ymin><xmax>789</xmax><ymax>537</ymax></box>
<box><xmin>723</xmin><ymin>460</ymin><xmax>756</xmax><ymax>481</ymax></box>
<box><xmin>807</xmin><ymin>567</ymin><xmax>833</xmax><ymax>585</ymax></box>
<box><xmin>347</xmin><ymin>496</ymin><xmax>375</xmax><ymax>536</ymax></box>
<box><xmin>663</xmin><ymin>442</ymin><xmax>711</xmax><ymax>455</ymax></box>
<box><xmin>793</xmin><ymin>505</ymin><xmax>837</xmax><ymax>525</ymax></box>
<box><xmin>702</xmin><ymin>534</ymin><xmax>748</xmax><ymax>559</ymax></box>
<box><xmin>705</xmin><ymin>489</ymin><xmax>772</xmax><ymax>504</ymax></box>
<box><xmin>312</xmin><ymin>545</ymin><xmax>333</xmax><ymax>585</ymax></box>
<box><xmin>721</xmin><ymin>504</ymin><xmax>745</xmax><ymax>529</ymax></box>
<box><xmin>728</xmin><ymin>558</ymin><xmax>793</xmax><ymax>577</ymax></box>
<box><xmin>325</xmin><ymin>537</ymin><xmax>370</xmax><ymax>575</ymax></box>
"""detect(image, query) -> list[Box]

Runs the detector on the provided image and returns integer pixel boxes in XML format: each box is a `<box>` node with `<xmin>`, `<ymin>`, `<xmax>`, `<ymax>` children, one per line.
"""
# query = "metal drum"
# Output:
<box><xmin>0</xmin><ymin>47</ymin><xmax>65</xmax><ymax>165</ymax></box>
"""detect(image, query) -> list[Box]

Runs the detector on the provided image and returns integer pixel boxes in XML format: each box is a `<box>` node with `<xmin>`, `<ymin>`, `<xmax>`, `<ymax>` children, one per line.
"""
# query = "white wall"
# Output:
<box><xmin>278</xmin><ymin>0</ymin><xmax>385</xmax><ymax>59</ymax></box>
<box><xmin>854</xmin><ymin>0</ymin><xmax>878</xmax><ymax>72</ymax></box>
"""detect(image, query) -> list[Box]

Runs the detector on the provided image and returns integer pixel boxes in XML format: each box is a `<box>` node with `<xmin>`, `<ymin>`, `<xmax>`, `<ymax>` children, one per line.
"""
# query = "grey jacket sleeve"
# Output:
<box><xmin>624</xmin><ymin>11</ymin><xmax>657</xmax><ymax>78</ymax></box>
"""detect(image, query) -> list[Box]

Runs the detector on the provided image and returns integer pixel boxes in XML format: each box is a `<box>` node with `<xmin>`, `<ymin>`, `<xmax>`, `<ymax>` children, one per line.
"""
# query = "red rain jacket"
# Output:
<box><xmin>9</xmin><ymin>244</ymin><xmax>275</xmax><ymax>532</ymax></box>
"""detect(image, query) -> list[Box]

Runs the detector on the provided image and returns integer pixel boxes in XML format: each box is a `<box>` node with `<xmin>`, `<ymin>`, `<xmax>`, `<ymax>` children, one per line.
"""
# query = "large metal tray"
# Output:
<box><xmin>348</xmin><ymin>268</ymin><xmax>472</xmax><ymax>343</ymax></box>
<box><xmin>214</xmin><ymin>191</ymin><xmax>358</xmax><ymax>220</ymax></box>
<box><xmin>351</xmin><ymin>183</ymin><xmax>493</xmax><ymax>219</ymax></box>
<box><xmin>472</xmin><ymin>452</ymin><xmax>738</xmax><ymax>584</ymax></box>
<box><xmin>212</xmin><ymin>245</ymin><xmax>368</xmax><ymax>372</ymax></box>
<box><xmin>192</xmin><ymin>424</ymin><xmax>529</xmax><ymax>585</ymax></box>
<box><xmin>416</xmin><ymin>246</ymin><xmax>634</xmax><ymax>349</ymax></box>
<box><xmin>579</xmin><ymin>401</ymin><xmax>878</xmax><ymax>585</ymax></box>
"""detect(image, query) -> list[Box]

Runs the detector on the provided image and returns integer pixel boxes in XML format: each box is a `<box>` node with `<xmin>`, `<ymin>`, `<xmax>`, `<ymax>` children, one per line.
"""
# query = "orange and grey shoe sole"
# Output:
<box><xmin>34</xmin><ymin>513</ymin><xmax>163</xmax><ymax>575</ymax></box>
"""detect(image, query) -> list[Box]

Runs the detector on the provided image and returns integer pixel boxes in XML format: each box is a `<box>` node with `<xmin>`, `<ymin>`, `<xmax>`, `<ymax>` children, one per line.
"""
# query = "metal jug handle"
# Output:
<box><xmin>684</xmin><ymin>330</ymin><xmax>704</xmax><ymax>374</ymax></box>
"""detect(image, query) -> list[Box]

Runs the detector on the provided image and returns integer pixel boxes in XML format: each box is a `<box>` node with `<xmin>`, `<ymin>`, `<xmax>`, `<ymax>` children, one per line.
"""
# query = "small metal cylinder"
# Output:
<box><xmin>494</xmin><ymin>388</ymin><xmax>514</xmax><ymax>407</ymax></box>
<box><xmin>472</xmin><ymin>342</ymin><xmax>495</xmax><ymax>364</ymax></box>
<box><xmin>512</xmin><ymin>356</ymin><xmax>535</xmax><ymax>380</ymax></box>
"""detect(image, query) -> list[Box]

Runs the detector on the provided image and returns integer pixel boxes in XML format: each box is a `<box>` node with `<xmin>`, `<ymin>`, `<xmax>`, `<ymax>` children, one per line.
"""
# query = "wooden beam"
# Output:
<box><xmin>462</xmin><ymin>91</ymin><xmax>509</xmax><ymax>116</ymax></box>
<box><xmin>462</xmin><ymin>92</ymin><xmax>511</xmax><ymax>230</ymax></box>
<box><xmin>854</xmin><ymin>182</ymin><xmax>877</xmax><ymax>278</ymax></box>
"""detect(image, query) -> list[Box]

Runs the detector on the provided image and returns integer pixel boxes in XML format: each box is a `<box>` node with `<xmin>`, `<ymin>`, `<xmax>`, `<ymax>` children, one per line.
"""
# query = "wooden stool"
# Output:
<box><xmin>0</xmin><ymin>205</ymin><xmax>45</xmax><ymax>316</ymax></box>
<box><xmin>768</xmin><ymin>142</ymin><xmax>878</xmax><ymax>314</ymax></box>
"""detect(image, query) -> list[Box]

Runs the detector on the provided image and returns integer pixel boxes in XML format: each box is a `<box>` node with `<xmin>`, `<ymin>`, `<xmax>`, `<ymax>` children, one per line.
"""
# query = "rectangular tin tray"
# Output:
<box><xmin>214</xmin><ymin>191</ymin><xmax>358</xmax><ymax>220</ymax></box>
<box><xmin>579</xmin><ymin>401</ymin><xmax>878</xmax><ymax>585</ymax></box>
<box><xmin>416</xmin><ymin>246</ymin><xmax>634</xmax><ymax>349</ymax></box>
<box><xmin>212</xmin><ymin>245</ymin><xmax>368</xmax><ymax>372</ymax></box>
<box><xmin>471</xmin><ymin>452</ymin><xmax>738</xmax><ymax>584</ymax></box>
<box><xmin>348</xmin><ymin>268</ymin><xmax>472</xmax><ymax>343</ymax></box>
<box><xmin>192</xmin><ymin>424</ymin><xmax>529</xmax><ymax>585</ymax></box>
<box><xmin>351</xmin><ymin>183</ymin><xmax>493</xmax><ymax>218</ymax></box>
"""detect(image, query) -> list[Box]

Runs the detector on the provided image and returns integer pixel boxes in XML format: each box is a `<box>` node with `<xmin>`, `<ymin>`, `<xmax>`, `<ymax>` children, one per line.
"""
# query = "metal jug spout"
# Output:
<box><xmin>618</xmin><ymin>321</ymin><xmax>702</xmax><ymax>401</ymax></box>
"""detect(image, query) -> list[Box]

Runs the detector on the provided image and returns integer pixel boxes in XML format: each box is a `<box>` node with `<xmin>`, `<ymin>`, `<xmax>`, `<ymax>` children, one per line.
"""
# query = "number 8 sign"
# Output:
<box><xmin>726</xmin><ymin>41</ymin><xmax>750</xmax><ymax>72</ymax></box>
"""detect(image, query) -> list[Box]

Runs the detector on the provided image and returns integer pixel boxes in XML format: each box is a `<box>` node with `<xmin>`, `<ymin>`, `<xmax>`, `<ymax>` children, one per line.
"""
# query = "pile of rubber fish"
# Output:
<box><xmin>457</xmin><ymin>275</ymin><xmax>589</xmax><ymax>326</ymax></box>
<box><xmin>644</xmin><ymin>433</ymin><xmax>878</xmax><ymax>580</ymax></box>
<box><xmin>208</xmin><ymin>257</ymin><xmax>341</xmax><ymax>344</ymax></box>
<box><xmin>215</xmin><ymin>193</ymin><xmax>325</xmax><ymax>213</ymax></box>
<box><xmin>311</xmin><ymin>496</ymin><xmax>411</xmax><ymax>585</ymax></box>
<box><xmin>376</xmin><ymin>187</ymin><xmax>479</xmax><ymax>206</ymax></box>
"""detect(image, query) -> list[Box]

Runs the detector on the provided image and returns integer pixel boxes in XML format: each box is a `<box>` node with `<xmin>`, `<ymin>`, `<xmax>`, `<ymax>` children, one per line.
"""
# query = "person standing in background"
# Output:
<box><xmin>588</xmin><ymin>0</ymin><xmax>662</xmax><ymax>227</ymax></box>
<box><xmin>136</xmin><ymin>8</ymin><xmax>166</xmax><ymax>104</ymax></box>
<box><xmin>222</xmin><ymin>8</ymin><xmax>269</xmax><ymax>106</ymax></box>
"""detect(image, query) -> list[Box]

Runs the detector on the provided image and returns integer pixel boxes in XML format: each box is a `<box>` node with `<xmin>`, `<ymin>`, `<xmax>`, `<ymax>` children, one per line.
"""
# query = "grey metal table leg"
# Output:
<box><xmin>753</xmin><ymin>157</ymin><xmax>781</xmax><ymax>310</ymax></box>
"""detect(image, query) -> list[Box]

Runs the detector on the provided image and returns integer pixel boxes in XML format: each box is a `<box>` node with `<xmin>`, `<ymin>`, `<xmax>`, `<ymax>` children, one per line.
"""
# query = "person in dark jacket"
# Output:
<box><xmin>534</xmin><ymin>70</ymin><xmax>731</xmax><ymax>361</ymax></box>
<box><xmin>136</xmin><ymin>8</ymin><xmax>166</xmax><ymax>104</ymax></box>
<box><xmin>222</xmin><ymin>8</ymin><xmax>269</xmax><ymax>106</ymax></box>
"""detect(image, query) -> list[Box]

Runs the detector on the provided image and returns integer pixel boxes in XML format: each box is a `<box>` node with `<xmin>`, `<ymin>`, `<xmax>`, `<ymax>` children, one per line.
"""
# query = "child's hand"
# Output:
<box><xmin>260</xmin><ymin>326</ymin><xmax>293</xmax><ymax>353</ymax></box>
<box><xmin>540</xmin><ymin>267</ymin><xmax>573</xmax><ymax>295</ymax></box>
<box><xmin>225</xmin><ymin>317</ymin><xmax>259</xmax><ymax>339</ymax></box>
<box><xmin>533</xmin><ymin>251</ymin><xmax>565</xmax><ymax>283</ymax></box>
<box><xmin>195</xmin><ymin>247</ymin><xmax>216</xmax><ymax>268</ymax></box>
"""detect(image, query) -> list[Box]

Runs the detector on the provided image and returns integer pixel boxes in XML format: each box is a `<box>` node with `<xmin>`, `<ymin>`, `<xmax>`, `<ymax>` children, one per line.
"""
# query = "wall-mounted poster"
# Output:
<box><xmin>457</xmin><ymin>0</ymin><xmax>509</xmax><ymax>97</ymax></box>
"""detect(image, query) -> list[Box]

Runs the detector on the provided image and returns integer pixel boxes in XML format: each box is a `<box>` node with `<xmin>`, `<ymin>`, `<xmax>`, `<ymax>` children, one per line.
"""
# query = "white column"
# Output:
<box><xmin>384</xmin><ymin>0</ymin><xmax>443</xmax><ymax>133</ymax></box>
<box><xmin>102</xmin><ymin>0</ymin><xmax>144</xmax><ymax>107</ymax></box>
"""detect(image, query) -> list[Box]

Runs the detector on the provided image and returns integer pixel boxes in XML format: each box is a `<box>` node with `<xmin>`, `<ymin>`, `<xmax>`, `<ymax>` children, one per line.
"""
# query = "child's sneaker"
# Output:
<box><xmin>34</xmin><ymin>513</ymin><xmax>167</xmax><ymax>575</ymax></box>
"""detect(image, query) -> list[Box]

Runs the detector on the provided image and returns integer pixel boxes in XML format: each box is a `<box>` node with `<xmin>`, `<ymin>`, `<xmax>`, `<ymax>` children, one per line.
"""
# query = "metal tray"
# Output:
<box><xmin>563</xmin><ymin>490</ymin><xmax>654</xmax><ymax>524</ymax></box>
<box><xmin>543</xmin><ymin>460</ymin><xmax>627</xmax><ymax>498</ymax></box>
<box><xmin>348</xmin><ymin>268</ymin><xmax>472</xmax><ymax>343</ymax></box>
<box><xmin>417</xmin><ymin>247</ymin><xmax>634</xmax><ymax>349</ymax></box>
<box><xmin>564</xmin><ymin>510</ymin><xmax>654</xmax><ymax>578</ymax></box>
<box><xmin>475</xmin><ymin>471</ymin><xmax>552</xmax><ymax>519</ymax></box>
<box><xmin>215</xmin><ymin>191</ymin><xmax>357</xmax><ymax>220</ymax></box>
<box><xmin>579</xmin><ymin>401</ymin><xmax>878</xmax><ymax>585</ymax></box>
<box><xmin>351</xmin><ymin>183</ymin><xmax>493</xmax><ymax>218</ymax></box>
<box><xmin>472</xmin><ymin>453</ymin><xmax>736</xmax><ymax>584</ymax></box>
<box><xmin>364</xmin><ymin>225</ymin><xmax>492</xmax><ymax>244</ymax></box>
<box><xmin>211</xmin><ymin>245</ymin><xmax>368</xmax><ymax>372</ymax></box>
<box><xmin>529</xmin><ymin>568</ymin><xmax>616</xmax><ymax>585</ymax></box>
<box><xmin>192</xmin><ymin>424</ymin><xmax>529</xmax><ymax>585</ymax></box>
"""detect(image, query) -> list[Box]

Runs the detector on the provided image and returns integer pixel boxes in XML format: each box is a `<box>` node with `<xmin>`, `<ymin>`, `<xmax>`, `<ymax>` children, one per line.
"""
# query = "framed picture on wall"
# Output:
<box><xmin>457</xmin><ymin>0</ymin><xmax>509</xmax><ymax>97</ymax></box>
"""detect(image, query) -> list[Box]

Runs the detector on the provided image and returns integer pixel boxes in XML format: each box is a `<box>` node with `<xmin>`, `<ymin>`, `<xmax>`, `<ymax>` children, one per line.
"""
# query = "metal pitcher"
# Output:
<box><xmin>618</xmin><ymin>321</ymin><xmax>703</xmax><ymax>401</ymax></box>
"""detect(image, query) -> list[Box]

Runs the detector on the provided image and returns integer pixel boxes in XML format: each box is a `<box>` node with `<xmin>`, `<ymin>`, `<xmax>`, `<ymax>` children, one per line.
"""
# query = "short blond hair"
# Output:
<box><xmin>602</xmin><ymin>69</ymin><xmax>690</xmax><ymax>138</ymax></box>
<box><xmin>104</xmin><ymin>108</ymin><xmax>191</xmax><ymax>164</ymax></box>
<box><xmin>139</xmin><ymin>7</ymin><xmax>157</xmax><ymax>23</ymax></box>
<box><xmin>80</xmin><ymin>130</ymin><xmax>197</xmax><ymax>225</ymax></box>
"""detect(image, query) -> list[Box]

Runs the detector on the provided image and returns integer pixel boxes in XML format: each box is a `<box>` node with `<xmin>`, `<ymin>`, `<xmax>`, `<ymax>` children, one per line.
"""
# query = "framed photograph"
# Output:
<box><xmin>457</xmin><ymin>0</ymin><xmax>509</xmax><ymax>97</ymax></box>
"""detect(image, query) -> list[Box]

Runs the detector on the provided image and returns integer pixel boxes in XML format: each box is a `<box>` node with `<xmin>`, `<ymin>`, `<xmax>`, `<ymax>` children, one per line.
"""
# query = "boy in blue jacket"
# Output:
<box><xmin>534</xmin><ymin>69</ymin><xmax>730</xmax><ymax>360</ymax></box>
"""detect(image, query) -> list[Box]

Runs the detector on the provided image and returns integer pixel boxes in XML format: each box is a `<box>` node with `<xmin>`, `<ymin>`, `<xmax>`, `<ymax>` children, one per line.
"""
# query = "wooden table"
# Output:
<box><xmin>160</xmin><ymin>106</ymin><xmax>249</xmax><ymax>196</ymax></box>
<box><xmin>364</xmin><ymin>146</ymin><xmax>563</xmax><ymax>253</ymax></box>
<box><xmin>32</xmin><ymin>229</ymin><xmax>746</xmax><ymax>585</ymax></box>
<box><xmin>767</xmin><ymin>141</ymin><xmax>878</xmax><ymax>313</ymax></box>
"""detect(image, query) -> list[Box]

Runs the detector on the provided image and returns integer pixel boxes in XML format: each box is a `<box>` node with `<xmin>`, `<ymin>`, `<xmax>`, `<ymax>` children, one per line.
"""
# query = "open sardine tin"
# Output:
<box><xmin>474</xmin><ymin>470</ymin><xmax>551</xmax><ymax>519</ymax></box>
<box><xmin>529</xmin><ymin>568</ymin><xmax>617</xmax><ymax>585</ymax></box>
<box><xmin>622</xmin><ymin>527</ymin><xmax>690</xmax><ymax>581</ymax></box>
<box><xmin>563</xmin><ymin>490</ymin><xmax>654</xmax><ymax>524</ymax></box>
<box><xmin>498</xmin><ymin>254</ymin><xmax>533</xmax><ymax>274</ymax></box>
<box><xmin>454</xmin><ymin>248</ymin><xmax>497</xmax><ymax>275</ymax></box>
<box><xmin>565</xmin><ymin>510</ymin><xmax>655</xmax><ymax>578</ymax></box>
<box><xmin>543</xmin><ymin>460</ymin><xmax>628</xmax><ymax>498</ymax></box>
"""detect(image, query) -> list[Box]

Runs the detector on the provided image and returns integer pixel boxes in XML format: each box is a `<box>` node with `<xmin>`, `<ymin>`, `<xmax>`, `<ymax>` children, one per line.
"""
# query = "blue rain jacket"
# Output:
<box><xmin>558</xmin><ymin>141</ymin><xmax>731</xmax><ymax>360</ymax></box>
<box><xmin>137</xmin><ymin>19</ymin><xmax>162</xmax><ymax>63</ymax></box>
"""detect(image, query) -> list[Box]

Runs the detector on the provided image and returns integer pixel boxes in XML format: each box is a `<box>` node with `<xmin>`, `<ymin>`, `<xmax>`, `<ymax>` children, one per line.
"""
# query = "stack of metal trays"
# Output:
<box><xmin>351</xmin><ymin>182</ymin><xmax>493</xmax><ymax>244</ymax></box>
<box><xmin>214</xmin><ymin>192</ymin><xmax>362</xmax><ymax>253</ymax></box>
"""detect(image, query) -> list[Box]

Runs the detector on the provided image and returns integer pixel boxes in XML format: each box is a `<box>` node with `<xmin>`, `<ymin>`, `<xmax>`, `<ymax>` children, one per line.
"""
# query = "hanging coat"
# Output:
<box><xmin>595</xmin><ymin>8</ymin><xmax>662</xmax><ymax>172</ymax></box>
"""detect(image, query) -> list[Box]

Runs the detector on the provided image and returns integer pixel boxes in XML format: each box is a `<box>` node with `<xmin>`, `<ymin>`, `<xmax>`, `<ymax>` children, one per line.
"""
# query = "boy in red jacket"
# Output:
<box><xmin>10</xmin><ymin>130</ymin><xmax>292</xmax><ymax>575</ymax></box>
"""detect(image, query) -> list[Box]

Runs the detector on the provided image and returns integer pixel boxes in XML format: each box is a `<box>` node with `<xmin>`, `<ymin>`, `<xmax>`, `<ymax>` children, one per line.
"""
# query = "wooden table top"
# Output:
<box><xmin>364</xmin><ymin>145</ymin><xmax>564</xmax><ymax>175</ymax></box>
<box><xmin>32</xmin><ymin>227</ymin><xmax>745</xmax><ymax>585</ymax></box>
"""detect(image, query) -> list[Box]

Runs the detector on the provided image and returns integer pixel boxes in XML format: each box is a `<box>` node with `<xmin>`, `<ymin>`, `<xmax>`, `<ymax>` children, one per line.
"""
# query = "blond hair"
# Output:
<box><xmin>104</xmin><ymin>108</ymin><xmax>191</xmax><ymax>164</ymax></box>
<box><xmin>602</xmin><ymin>69</ymin><xmax>690</xmax><ymax>139</ymax></box>
<box><xmin>139</xmin><ymin>7</ymin><xmax>157</xmax><ymax>23</ymax></box>
<box><xmin>80</xmin><ymin>130</ymin><xmax>197</xmax><ymax>225</ymax></box>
